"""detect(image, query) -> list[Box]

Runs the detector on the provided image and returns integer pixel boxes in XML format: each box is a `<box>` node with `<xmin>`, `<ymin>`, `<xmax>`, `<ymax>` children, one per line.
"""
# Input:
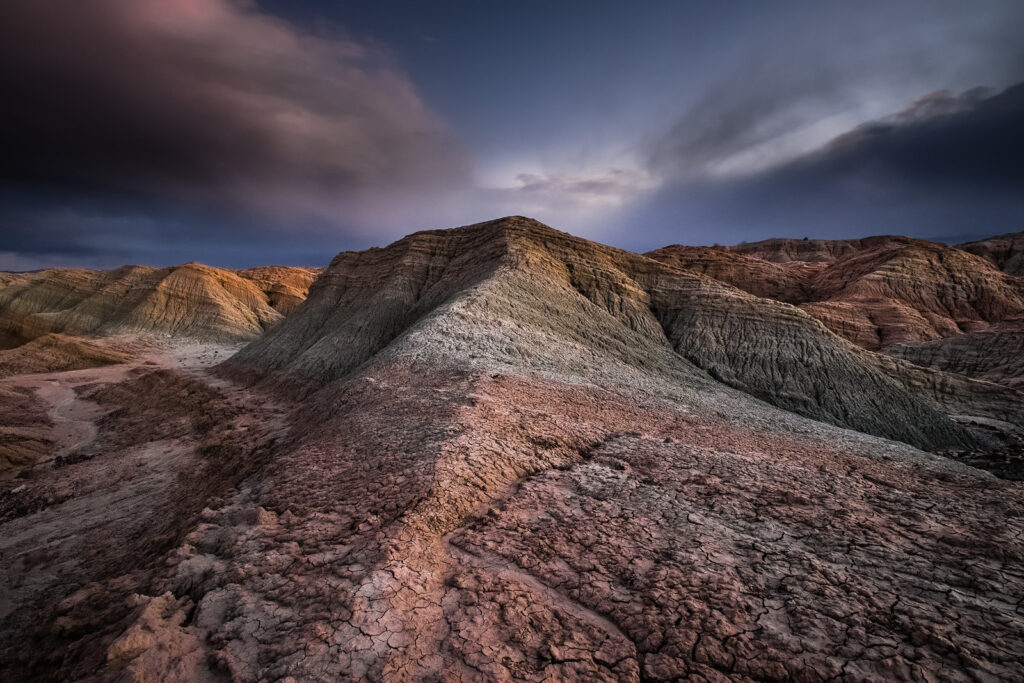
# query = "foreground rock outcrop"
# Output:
<box><xmin>1</xmin><ymin>217</ymin><xmax>1022</xmax><ymax>682</ymax></box>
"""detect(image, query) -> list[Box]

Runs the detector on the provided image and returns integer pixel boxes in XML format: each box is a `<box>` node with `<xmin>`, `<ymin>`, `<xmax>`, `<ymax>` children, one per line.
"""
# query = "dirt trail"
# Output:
<box><xmin>1</xmin><ymin>340</ymin><xmax>230</xmax><ymax>465</ymax></box>
<box><xmin>17</xmin><ymin>376</ymin><xmax>106</xmax><ymax>463</ymax></box>
<box><xmin>0</xmin><ymin>337</ymin><xmax>287</xmax><ymax>677</ymax></box>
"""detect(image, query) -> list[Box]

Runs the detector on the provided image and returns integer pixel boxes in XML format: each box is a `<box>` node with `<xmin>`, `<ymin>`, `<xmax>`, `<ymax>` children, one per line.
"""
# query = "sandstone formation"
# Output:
<box><xmin>0</xmin><ymin>263</ymin><xmax>320</xmax><ymax>348</ymax></box>
<box><xmin>1</xmin><ymin>217</ymin><xmax>1022</xmax><ymax>681</ymax></box>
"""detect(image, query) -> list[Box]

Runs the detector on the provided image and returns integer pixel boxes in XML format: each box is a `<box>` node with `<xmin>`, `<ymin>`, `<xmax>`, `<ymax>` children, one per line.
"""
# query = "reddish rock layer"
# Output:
<box><xmin>650</xmin><ymin>236</ymin><xmax>1024</xmax><ymax>351</ymax></box>
<box><xmin>41</xmin><ymin>350</ymin><xmax>1021</xmax><ymax>681</ymax></box>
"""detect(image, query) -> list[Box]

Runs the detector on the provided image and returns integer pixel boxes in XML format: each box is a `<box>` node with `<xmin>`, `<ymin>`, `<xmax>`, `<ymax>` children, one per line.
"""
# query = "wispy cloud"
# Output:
<box><xmin>620</xmin><ymin>83</ymin><xmax>1024</xmax><ymax>248</ymax></box>
<box><xmin>511</xmin><ymin>168</ymin><xmax>656</xmax><ymax>206</ymax></box>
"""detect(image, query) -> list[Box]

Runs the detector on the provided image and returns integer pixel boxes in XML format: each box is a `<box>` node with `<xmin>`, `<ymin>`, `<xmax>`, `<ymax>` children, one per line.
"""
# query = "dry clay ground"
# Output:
<box><xmin>0</xmin><ymin>339</ymin><xmax>290</xmax><ymax>680</ymax></box>
<box><xmin>1</xmin><ymin>337</ymin><xmax>1022</xmax><ymax>680</ymax></box>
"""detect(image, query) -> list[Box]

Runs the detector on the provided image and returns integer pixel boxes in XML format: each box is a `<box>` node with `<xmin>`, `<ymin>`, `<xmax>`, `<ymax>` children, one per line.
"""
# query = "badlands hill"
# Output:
<box><xmin>962</xmin><ymin>230</ymin><xmax>1024</xmax><ymax>275</ymax></box>
<box><xmin>229</xmin><ymin>218</ymin><xmax>1023</xmax><ymax>453</ymax></box>
<box><xmin>0</xmin><ymin>262</ymin><xmax>320</xmax><ymax>349</ymax></box>
<box><xmin>1</xmin><ymin>217</ymin><xmax>1022</xmax><ymax>681</ymax></box>
<box><xmin>651</xmin><ymin>234</ymin><xmax>1024</xmax><ymax>410</ymax></box>
<box><xmin>650</xmin><ymin>236</ymin><xmax>1024</xmax><ymax>350</ymax></box>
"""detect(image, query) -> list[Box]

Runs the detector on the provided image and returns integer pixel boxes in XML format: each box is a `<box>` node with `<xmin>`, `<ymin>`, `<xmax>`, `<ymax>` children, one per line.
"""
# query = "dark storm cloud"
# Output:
<box><xmin>647</xmin><ymin>0</ymin><xmax>1024</xmax><ymax>186</ymax></box>
<box><xmin>2</xmin><ymin>0</ymin><xmax>1023</xmax><ymax>266</ymax></box>
<box><xmin>0</xmin><ymin>192</ymin><xmax>353</xmax><ymax>269</ymax></box>
<box><xmin>814</xmin><ymin>86</ymin><xmax>1022</xmax><ymax>190</ymax></box>
<box><xmin>0</xmin><ymin>0</ymin><xmax>467</xmax><ymax>225</ymax></box>
<box><xmin>627</xmin><ymin>83</ymin><xmax>1024</xmax><ymax>248</ymax></box>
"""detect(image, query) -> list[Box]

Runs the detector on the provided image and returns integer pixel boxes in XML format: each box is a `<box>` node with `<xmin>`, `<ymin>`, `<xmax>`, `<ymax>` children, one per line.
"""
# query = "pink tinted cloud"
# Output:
<box><xmin>0</xmin><ymin>0</ymin><xmax>467</xmax><ymax>228</ymax></box>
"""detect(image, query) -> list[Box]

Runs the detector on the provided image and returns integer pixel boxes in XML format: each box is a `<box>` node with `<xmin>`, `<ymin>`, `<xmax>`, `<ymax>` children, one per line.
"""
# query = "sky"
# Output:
<box><xmin>1</xmin><ymin>0</ymin><xmax>1022</xmax><ymax>269</ymax></box>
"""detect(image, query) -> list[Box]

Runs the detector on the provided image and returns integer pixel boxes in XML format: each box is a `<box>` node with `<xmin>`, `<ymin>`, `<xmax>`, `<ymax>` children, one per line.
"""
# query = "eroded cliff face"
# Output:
<box><xmin>233</xmin><ymin>266</ymin><xmax>322</xmax><ymax>315</ymax></box>
<box><xmin>645</xmin><ymin>245</ymin><xmax>817</xmax><ymax>302</ymax></box>
<box><xmin>802</xmin><ymin>240</ymin><xmax>1024</xmax><ymax>348</ymax></box>
<box><xmin>725</xmin><ymin>236</ymin><xmax>877</xmax><ymax>263</ymax></box>
<box><xmin>0</xmin><ymin>263</ymin><xmax>320</xmax><ymax>347</ymax></box>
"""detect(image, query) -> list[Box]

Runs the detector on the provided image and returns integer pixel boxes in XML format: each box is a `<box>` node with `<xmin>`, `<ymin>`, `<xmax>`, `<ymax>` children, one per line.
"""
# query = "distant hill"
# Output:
<box><xmin>960</xmin><ymin>230</ymin><xmax>1024</xmax><ymax>275</ymax></box>
<box><xmin>0</xmin><ymin>263</ymin><xmax>321</xmax><ymax>348</ymax></box>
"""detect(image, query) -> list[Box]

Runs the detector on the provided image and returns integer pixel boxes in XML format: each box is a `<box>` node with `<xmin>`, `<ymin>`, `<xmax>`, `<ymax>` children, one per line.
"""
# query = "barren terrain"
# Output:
<box><xmin>0</xmin><ymin>218</ymin><xmax>1022</xmax><ymax>681</ymax></box>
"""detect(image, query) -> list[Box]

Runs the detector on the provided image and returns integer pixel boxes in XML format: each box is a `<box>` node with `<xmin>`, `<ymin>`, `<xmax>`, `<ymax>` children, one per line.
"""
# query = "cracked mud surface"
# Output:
<box><xmin>450</xmin><ymin>433</ymin><xmax>1024</xmax><ymax>680</ymax></box>
<box><xmin>28</xmin><ymin>363</ymin><xmax>1010</xmax><ymax>682</ymax></box>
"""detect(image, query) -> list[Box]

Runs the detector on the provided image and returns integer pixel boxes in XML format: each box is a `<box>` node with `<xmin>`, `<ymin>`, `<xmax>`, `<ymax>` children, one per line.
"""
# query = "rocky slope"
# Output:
<box><xmin>230</xmin><ymin>217</ymin><xmax>994</xmax><ymax>452</ymax></box>
<box><xmin>0</xmin><ymin>263</ymin><xmax>319</xmax><ymax>348</ymax></box>
<box><xmin>0</xmin><ymin>383</ymin><xmax>51</xmax><ymax>477</ymax></box>
<box><xmin>1</xmin><ymin>218</ymin><xmax>1022</xmax><ymax>681</ymax></box>
<box><xmin>961</xmin><ymin>230</ymin><xmax>1024</xmax><ymax>275</ymax></box>
<box><xmin>887</xmin><ymin>322</ymin><xmax>1024</xmax><ymax>391</ymax></box>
